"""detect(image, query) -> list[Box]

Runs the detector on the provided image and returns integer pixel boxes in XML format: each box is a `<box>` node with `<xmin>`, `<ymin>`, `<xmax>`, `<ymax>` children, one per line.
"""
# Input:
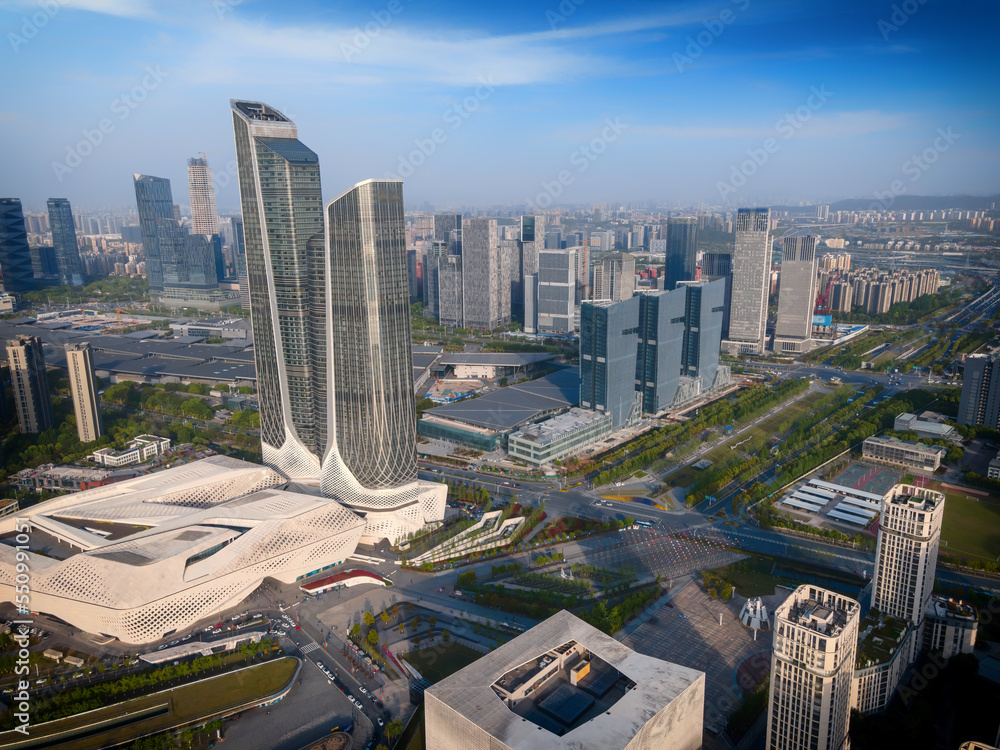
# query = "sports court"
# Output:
<box><xmin>831</xmin><ymin>462</ymin><xmax>901</xmax><ymax>496</ymax></box>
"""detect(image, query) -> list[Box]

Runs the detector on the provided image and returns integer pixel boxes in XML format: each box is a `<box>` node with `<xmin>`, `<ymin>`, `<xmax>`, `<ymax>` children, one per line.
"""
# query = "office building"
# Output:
<box><xmin>774</xmin><ymin>235</ymin><xmax>818</xmax><ymax>352</ymax></box>
<box><xmin>425</xmin><ymin>609</ymin><xmax>705</xmax><ymax>750</ymax></box>
<box><xmin>407</xmin><ymin>249</ymin><xmax>419</xmax><ymax>303</ymax></box>
<box><xmin>30</xmin><ymin>244</ymin><xmax>58</xmax><ymax>279</ymax></box>
<box><xmin>437</xmin><ymin>254</ymin><xmax>464</xmax><ymax>328</ymax></box>
<box><xmin>766</xmin><ymin>585</ymin><xmax>860</xmax><ymax>750</ymax></box>
<box><xmin>462</xmin><ymin>218</ymin><xmax>508</xmax><ymax>330</ymax></box>
<box><xmin>636</xmin><ymin>288</ymin><xmax>686</xmax><ymax>414</ymax></box>
<box><xmin>0</xmin><ymin>456</ymin><xmax>365</xmax><ymax>644</ymax></box>
<box><xmin>65</xmin><ymin>342</ymin><xmax>103</xmax><ymax>443</ymax></box>
<box><xmin>958</xmin><ymin>354</ymin><xmax>1000</xmax><ymax>428</ymax></box>
<box><xmin>0</xmin><ymin>198</ymin><xmax>34</xmax><ymax>294</ymax></box>
<box><xmin>580</xmin><ymin>297</ymin><xmax>640</xmax><ymax>429</ymax></box>
<box><xmin>592</xmin><ymin>252</ymin><xmax>635</xmax><ymax>302</ymax></box>
<box><xmin>47</xmin><ymin>198</ymin><xmax>85</xmax><ymax>286</ymax></box>
<box><xmin>861</xmin><ymin>435</ymin><xmax>946</xmax><ymax>472</ymax></box>
<box><xmin>701</xmin><ymin>250</ymin><xmax>733</xmax><ymax>337</ymax></box>
<box><xmin>678</xmin><ymin>278</ymin><xmax>725</xmax><ymax>392</ymax></box>
<box><xmin>132</xmin><ymin>174</ymin><xmax>174</xmax><ymax>296</ymax></box>
<box><xmin>520</xmin><ymin>214</ymin><xmax>546</xmax><ymax>280</ymax></box>
<box><xmin>187</xmin><ymin>155</ymin><xmax>219</xmax><ymax>235</ymax></box>
<box><xmin>723</xmin><ymin>208</ymin><xmax>772</xmax><ymax>354</ymax></box>
<box><xmin>233</xmin><ymin>98</ymin><xmax>445</xmax><ymax>542</ymax></box>
<box><xmin>535</xmin><ymin>248</ymin><xmax>576</xmax><ymax>335</ymax></box>
<box><xmin>816</xmin><ymin>204</ymin><xmax>830</xmax><ymax>220</ymax></box>
<box><xmin>872</xmin><ymin>484</ymin><xmax>944</xmax><ymax>628</ymax></box>
<box><xmin>7</xmin><ymin>334</ymin><xmax>53</xmax><ymax>434</ymax></box>
<box><xmin>523</xmin><ymin>274</ymin><xmax>538</xmax><ymax>334</ymax></box>
<box><xmin>573</xmin><ymin>241</ymin><xmax>589</xmax><ymax>303</ymax></box>
<box><xmin>434</xmin><ymin>213</ymin><xmax>462</xmax><ymax>253</ymax></box>
<box><xmin>664</xmin><ymin>216</ymin><xmax>698</xmax><ymax>289</ymax></box>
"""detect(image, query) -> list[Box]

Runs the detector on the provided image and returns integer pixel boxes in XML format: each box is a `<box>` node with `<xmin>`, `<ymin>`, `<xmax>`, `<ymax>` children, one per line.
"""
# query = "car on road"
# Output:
<box><xmin>181</xmin><ymin>634</ymin><xmax>192</xmax><ymax>641</ymax></box>
<box><xmin>377</xmin><ymin>717</ymin><xmax>384</xmax><ymax>727</ymax></box>
<box><xmin>157</xmin><ymin>644</ymin><xmax>168</xmax><ymax>650</ymax></box>
<box><xmin>359</xmin><ymin>686</ymin><xmax>367</xmax><ymax>694</ymax></box>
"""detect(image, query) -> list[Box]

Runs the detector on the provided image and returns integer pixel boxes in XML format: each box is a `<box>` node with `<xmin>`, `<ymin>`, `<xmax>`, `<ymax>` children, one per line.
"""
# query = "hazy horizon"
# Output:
<box><xmin>2</xmin><ymin>0</ymin><xmax>998</xmax><ymax>214</ymax></box>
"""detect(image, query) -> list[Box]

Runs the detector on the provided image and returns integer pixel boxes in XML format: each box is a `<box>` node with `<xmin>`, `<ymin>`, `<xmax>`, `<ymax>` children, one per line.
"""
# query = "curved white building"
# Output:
<box><xmin>0</xmin><ymin>456</ymin><xmax>365</xmax><ymax>644</ymax></box>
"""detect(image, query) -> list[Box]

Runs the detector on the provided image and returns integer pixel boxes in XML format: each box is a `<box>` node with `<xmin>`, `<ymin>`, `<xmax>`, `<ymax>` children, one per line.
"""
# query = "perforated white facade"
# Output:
<box><xmin>0</xmin><ymin>456</ymin><xmax>365</xmax><ymax>644</ymax></box>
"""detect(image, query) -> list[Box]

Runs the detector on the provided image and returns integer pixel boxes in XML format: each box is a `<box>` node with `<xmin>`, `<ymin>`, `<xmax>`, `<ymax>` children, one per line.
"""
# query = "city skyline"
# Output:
<box><xmin>1</xmin><ymin>0</ymin><xmax>998</xmax><ymax>211</ymax></box>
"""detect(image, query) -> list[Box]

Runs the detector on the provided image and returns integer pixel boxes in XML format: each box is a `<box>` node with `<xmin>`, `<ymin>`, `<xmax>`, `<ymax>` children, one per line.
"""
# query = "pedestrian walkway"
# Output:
<box><xmin>301</xmin><ymin>642</ymin><xmax>321</xmax><ymax>654</ymax></box>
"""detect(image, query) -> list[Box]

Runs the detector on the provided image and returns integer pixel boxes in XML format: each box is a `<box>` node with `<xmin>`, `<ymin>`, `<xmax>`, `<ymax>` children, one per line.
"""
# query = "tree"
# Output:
<box><xmin>442</xmin><ymin>628</ymin><xmax>451</xmax><ymax>641</ymax></box>
<box><xmin>380</xmin><ymin>610</ymin><xmax>390</xmax><ymax>625</ymax></box>
<box><xmin>350</xmin><ymin>623</ymin><xmax>361</xmax><ymax>638</ymax></box>
<box><xmin>367</xmin><ymin>628</ymin><xmax>379</xmax><ymax>646</ymax></box>
<box><xmin>428</xmin><ymin>615</ymin><xmax>437</xmax><ymax>628</ymax></box>
<box><xmin>386</xmin><ymin>719</ymin><xmax>404</xmax><ymax>742</ymax></box>
<box><xmin>363</xmin><ymin>610</ymin><xmax>375</xmax><ymax>628</ymax></box>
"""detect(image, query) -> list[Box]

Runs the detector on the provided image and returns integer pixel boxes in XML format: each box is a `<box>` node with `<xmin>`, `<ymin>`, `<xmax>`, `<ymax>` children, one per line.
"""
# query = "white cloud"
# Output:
<box><xmin>636</xmin><ymin>110</ymin><xmax>912</xmax><ymax>140</ymax></box>
<box><xmin>0</xmin><ymin>0</ymin><xmax>154</xmax><ymax>17</ymax></box>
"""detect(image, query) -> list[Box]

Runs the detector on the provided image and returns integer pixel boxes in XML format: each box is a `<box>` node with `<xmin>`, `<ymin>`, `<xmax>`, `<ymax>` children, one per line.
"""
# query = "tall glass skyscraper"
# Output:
<box><xmin>0</xmin><ymin>198</ymin><xmax>34</xmax><ymax>293</ymax></box>
<box><xmin>231</xmin><ymin>100</ymin><xmax>325</xmax><ymax>478</ymax></box>
<box><xmin>47</xmin><ymin>198</ymin><xmax>84</xmax><ymax>286</ymax></box>
<box><xmin>133</xmin><ymin>174</ymin><xmax>174</xmax><ymax>296</ymax></box>
<box><xmin>724</xmin><ymin>208</ymin><xmax>772</xmax><ymax>354</ymax></box>
<box><xmin>774</xmin><ymin>235</ymin><xmax>818</xmax><ymax>352</ymax></box>
<box><xmin>187</xmin><ymin>156</ymin><xmax>219</xmax><ymax>235</ymax></box>
<box><xmin>580</xmin><ymin>297</ymin><xmax>641</xmax><ymax>429</ymax></box>
<box><xmin>232</xmin><ymin>100</ymin><xmax>444</xmax><ymax>539</ymax></box>
<box><xmin>663</xmin><ymin>216</ymin><xmax>698</xmax><ymax>290</ymax></box>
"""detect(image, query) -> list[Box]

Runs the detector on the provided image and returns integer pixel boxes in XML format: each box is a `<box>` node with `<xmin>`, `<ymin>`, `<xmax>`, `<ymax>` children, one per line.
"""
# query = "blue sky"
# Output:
<box><xmin>1</xmin><ymin>0</ymin><xmax>997</xmax><ymax>213</ymax></box>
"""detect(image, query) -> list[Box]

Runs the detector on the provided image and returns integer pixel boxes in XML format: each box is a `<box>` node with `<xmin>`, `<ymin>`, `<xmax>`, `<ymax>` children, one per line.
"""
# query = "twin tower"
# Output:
<box><xmin>231</xmin><ymin>100</ymin><xmax>445</xmax><ymax>541</ymax></box>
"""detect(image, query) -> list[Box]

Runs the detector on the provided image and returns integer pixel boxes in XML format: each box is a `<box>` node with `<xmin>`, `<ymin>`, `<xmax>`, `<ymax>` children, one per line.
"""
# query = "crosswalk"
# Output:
<box><xmin>301</xmin><ymin>642</ymin><xmax>321</xmax><ymax>654</ymax></box>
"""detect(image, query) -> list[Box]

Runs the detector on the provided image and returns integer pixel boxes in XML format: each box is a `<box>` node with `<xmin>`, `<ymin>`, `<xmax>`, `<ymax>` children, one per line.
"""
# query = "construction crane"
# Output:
<box><xmin>115</xmin><ymin>308</ymin><xmax>128</xmax><ymax>333</ymax></box>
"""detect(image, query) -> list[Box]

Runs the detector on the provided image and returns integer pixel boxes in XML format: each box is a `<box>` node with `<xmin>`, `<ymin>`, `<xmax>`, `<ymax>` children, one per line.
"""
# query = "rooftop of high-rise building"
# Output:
<box><xmin>855</xmin><ymin>610</ymin><xmax>909</xmax><ymax>669</ymax></box>
<box><xmin>780</xmin><ymin>588</ymin><xmax>857</xmax><ymax>638</ymax></box>
<box><xmin>231</xmin><ymin>100</ymin><xmax>290</xmax><ymax>123</ymax></box>
<box><xmin>884</xmin><ymin>486</ymin><xmax>943</xmax><ymax>511</ymax></box>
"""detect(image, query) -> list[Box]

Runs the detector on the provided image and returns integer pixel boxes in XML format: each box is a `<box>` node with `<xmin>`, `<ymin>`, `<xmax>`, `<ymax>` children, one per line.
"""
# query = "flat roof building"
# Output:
<box><xmin>894</xmin><ymin>412</ymin><xmax>958</xmax><ymax>441</ymax></box>
<box><xmin>65</xmin><ymin>342</ymin><xmax>103</xmax><ymax>443</ymax></box>
<box><xmin>425</xmin><ymin>610</ymin><xmax>705</xmax><ymax>750</ymax></box>
<box><xmin>766</xmin><ymin>585</ymin><xmax>860</xmax><ymax>750</ymax></box>
<box><xmin>861</xmin><ymin>435</ymin><xmax>946</xmax><ymax>472</ymax></box>
<box><xmin>507</xmin><ymin>408</ymin><xmax>613</xmax><ymax>466</ymax></box>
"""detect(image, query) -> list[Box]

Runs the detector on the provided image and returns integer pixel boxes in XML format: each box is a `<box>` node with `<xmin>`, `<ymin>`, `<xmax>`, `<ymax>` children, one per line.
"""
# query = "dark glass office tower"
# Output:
<box><xmin>433</xmin><ymin>213</ymin><xmax>462</xmax><ymax>254</ymax></box>
<box><xmin>231</xmin><ymin>100</ymin><xmax>326</xmax><ymax>478</ymax></box>
<box><xmin>678</xmin><ymin>278</ymin><xmax>725</xmax><ymax>389</ymax></box>
<box><xmin>702</xmin><ymin>251</ymin><xmax>733</xmax><ymax>338</ymax></box>
<box><xmin>47</xmin><ymin>198</ymin><xmax>84</xmax><ymax>286</ymax></box>
<box><xmin>636</xmin><ymin>289</ymin><xmax>686</xmax><ymax>414</ymax></box>
<box><xmin>580</xmin><ymin>297</ymin><xmax>641</xmax><ymax>429</ymax></box>
<box><xmin>323</xmin><ymin>179</ymin><xmax>419</xmax><ymax>494</ymax></box>
<box><xmin>133</xmin><ymin>175</ymin><xmax>175</xmax><ymax>296</ymax></box>
<box><xmin>0</xmin><ymin>198</ymin><xmax>35</xmax><ymax>293</ymax></box>
<box><xmin>664</xmin><ymin>217</ymin><xmax>698</xmax><ymax>290</ymax></box>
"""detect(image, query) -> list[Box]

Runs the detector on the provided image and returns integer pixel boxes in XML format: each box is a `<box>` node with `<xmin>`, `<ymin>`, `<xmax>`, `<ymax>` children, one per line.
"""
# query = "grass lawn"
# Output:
<box><xmin>0</xmin><ymin>657</ymin><xmax>296</xmax><ymax>750</ymax></box>
<box><xmin>940</xmin><ymin>491</ymin><xmax>1000</xmax><ymax>562</ymax></box>
<box><xmin>402</xmin><ymin>642</ymin><xmax>483</xmax><ymax>684</ymax></box>
<box><xmin>704</xmin><ymin>557</ymin><xmax>780</xmax><ymax>597</ymax></box>
<box><xmin>705</xmin><ymin>555</ymin><xmax>866</xmax><ymax>598</ymax></box>
<box><xmin>667</xmin><ymin>391</ymin><xmax>828</xmax><ymax>489</ymax></box>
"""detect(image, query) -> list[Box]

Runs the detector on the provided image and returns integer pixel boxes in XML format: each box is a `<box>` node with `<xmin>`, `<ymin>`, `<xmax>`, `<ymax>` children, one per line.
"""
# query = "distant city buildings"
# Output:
<box><xmin>724</xmin><ymin>208</ymin><xmax>772</xmax><ymax>354</ymax></box>
<box><xmin>65</xmin><ymin>342</ymin><xmax>103</xmax><ymax>443</ymax></box>
<box><xmin>592</xmin><ymin>251</ymin><xmax>636</xmax><ymax>302</ymax></box>
<box><xmin>663</xmin><ymin>216</ymin><xmax>698</xmax><ymax>290</ymax></box>
<box><xmin>47</xmin><ymin>198</ymin><xmax>85</xmax><ymax>287</ymax></box>
<box><xmin>187</xmin><ymin>155</ymin><xmax>219</xmax><ymax>235</ymax></box>
<box><xmin>7</xmin><ymin>334</ymin><xmax>53</xmax><ymax>434</ymax></box>
<box><xmin>774</xmin><ymin>235</ymin><xmax>818</xmax><ymax>353</ymax></box>
<box><xmin>766</xmin><ymin>585</ymin><xmax>860</xmax><ymax>750</ymax></box>
<box><xmin>0</xmin><ymin>198</ymin><xmax>34</xmax><ymax>294</ymax></box>
<box><xmin>533</xmin><ymin>248</ymin><xmax>576</xmax><ymax>336</ymax></box>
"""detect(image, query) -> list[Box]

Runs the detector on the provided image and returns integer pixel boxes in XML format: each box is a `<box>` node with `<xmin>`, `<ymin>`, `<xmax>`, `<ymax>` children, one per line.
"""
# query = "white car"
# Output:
<box><xmin>359</xmin><ymin>686</ymin><xmax>368</xmax><ymax>695</ymax></box>
<box><xmin>377</xmin><ymin>717</ymin><xmax>384</xmax><ymax>727</ymax></box>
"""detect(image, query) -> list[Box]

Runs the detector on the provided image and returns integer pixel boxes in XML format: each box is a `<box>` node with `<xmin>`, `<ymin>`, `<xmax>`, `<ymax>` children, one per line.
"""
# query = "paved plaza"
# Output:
<box><xmin>622</xmin><ymin>582</ymin><xmax>791</xmax><ymax>732</ymax></box>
